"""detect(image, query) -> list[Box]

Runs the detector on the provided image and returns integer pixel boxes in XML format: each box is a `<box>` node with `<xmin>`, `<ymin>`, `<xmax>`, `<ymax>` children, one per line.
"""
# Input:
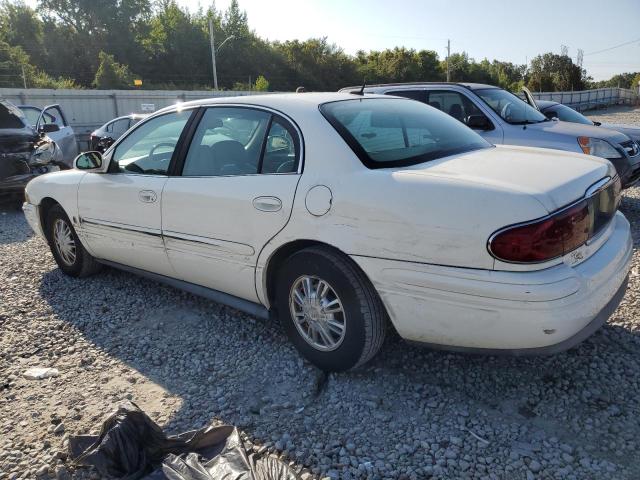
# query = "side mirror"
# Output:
<box><xmin>74</xmin><ymin>151</ymin><xmax>103</xmax><ymax>170</ymax></box>
<box><xmin>39</xmin><ymin>123</ymin><xmax>60</xmax><ymax>134</ymax></box>
<box><xmin>466</xmin><ymin>114</ymin><xmax>491</xmax><ymax>130</ymax></box>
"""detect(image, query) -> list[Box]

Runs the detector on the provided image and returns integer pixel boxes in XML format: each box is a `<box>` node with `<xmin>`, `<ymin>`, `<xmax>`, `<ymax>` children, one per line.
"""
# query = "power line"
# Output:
<box><xmin>584</xmin><ymin>37</ymin><xmax>640</xmax><ymax>56</ymax></box>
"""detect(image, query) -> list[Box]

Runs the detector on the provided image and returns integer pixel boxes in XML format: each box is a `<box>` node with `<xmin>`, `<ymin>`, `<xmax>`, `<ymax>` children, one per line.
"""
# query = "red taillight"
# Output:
<box><xmin>489</xmin><ymin>201</ymin><xmax>590</xmax><ymax>263</ymax></box>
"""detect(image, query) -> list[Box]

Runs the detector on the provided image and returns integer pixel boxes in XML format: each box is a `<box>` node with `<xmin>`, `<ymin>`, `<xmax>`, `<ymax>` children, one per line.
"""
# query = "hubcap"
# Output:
<box><xmin>289</xmin><ymin>275</ymin><xmax>346</xmax><ymax>351</ymax></box>
<box><xmin>53</xmin><ymin>219</ymin><xmax>76</xmax><ymax>266</ymax></box>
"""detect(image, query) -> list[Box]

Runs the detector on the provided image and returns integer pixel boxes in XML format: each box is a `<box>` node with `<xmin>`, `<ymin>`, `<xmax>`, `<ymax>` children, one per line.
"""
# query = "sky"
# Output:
<box><xmin>176</xmin><ymin>0</ymin><xmax>640</xmax><ymax>81</ymax></box>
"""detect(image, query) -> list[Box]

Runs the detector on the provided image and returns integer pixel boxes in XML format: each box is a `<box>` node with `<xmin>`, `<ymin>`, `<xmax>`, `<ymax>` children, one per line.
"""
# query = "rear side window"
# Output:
<box><xmin>320</xmin><ymin>98</ymin><xmax>490</xmax><ymax>168</ymax></box>
<box><xmin>181</xmin><ymin>107</ymin><xmax>301</xmax><ymax>177</ymax></box>
<box><xmin>387</xmin><ymin>90</ymin><xmax>427</xmax><ymax>102</ymax></box>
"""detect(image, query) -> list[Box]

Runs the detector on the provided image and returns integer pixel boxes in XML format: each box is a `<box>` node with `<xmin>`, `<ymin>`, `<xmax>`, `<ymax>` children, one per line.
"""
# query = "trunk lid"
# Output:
<box><xmin>399</xmin><ymin>144</ymin><xmax>611</xmax><ymax>212</ymax></box>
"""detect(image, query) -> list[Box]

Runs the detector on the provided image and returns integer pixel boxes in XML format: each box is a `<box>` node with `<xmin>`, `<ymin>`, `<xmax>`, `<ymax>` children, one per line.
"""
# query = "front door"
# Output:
<box><xmin>162</xmin><ymin>106</ymin><xmax>302</xmax><ymax>302</ymax></box>
<box><xmin>77</xmin><ymin>110</ymin><xmax>193</xmax><ymax>276</ymax></box>
<box><xmin>39</xmin><ymin>105</ymin><xmax>78</xmax><ymax>164</ymax></box>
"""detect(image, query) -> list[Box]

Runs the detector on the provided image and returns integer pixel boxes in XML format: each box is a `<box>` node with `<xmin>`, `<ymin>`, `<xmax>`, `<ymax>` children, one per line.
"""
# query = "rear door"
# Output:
<box><xmin>161</xmin><ymin>106</ymin><xmax>302</xmax><ymax>302</ymax></box>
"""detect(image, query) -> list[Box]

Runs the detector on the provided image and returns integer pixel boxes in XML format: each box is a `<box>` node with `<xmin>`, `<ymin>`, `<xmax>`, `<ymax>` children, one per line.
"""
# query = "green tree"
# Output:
<box><xmin>356</xmin><ymin>48</ymin><xmax>441</xmax><ymax>84</ymax></box>
<box><xmin>0</xmin><ymin>38</ymin><xmax>76</xmax><ymax>88</ymax></box>
<box><xmin>93</xmin><ymin>51</ymin><xmax>133</xmax><ymax>89</ymax></box>
<box><xmin>37</xmin><ymin>0</ymin><xmax>151</xmax><ymax>85</ymax></box>
<box><xmin>254</xmin><ymin>75</ymin><xmax>269</xmax><ymax>91</ymax></box>
<box><xmin>142</xmin><ymin>2</ymin><xmax>205</xmax><ymax>86</ymax></box>
<box><xmin>0</xmin><ymin>2</ymin><xmax>46</xmax><ymax>66</ymax></box>
<box><xmin>527</xmin><ymin>53</ymin><xmax>586</xmax><ymax>92</ymax></box>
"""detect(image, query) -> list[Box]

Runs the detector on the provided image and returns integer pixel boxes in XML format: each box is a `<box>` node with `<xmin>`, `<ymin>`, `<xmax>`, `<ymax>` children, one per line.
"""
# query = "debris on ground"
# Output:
<box><xmin>69</xmin><ymin>402</ymin><xmax>300</xmax><ymax>480</ymax></box>
<box><xmin>23</xmin><ymin>367</ymin><xmax>60</xmax><ymax>380</ymax></box>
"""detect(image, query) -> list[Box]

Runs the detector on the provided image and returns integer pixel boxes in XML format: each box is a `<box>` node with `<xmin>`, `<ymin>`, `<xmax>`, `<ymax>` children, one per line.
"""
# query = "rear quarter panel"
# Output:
<box><xmin>255</xmin><ymin>109</ymin><xmax>548</xmax><ymax>306</ymax></box>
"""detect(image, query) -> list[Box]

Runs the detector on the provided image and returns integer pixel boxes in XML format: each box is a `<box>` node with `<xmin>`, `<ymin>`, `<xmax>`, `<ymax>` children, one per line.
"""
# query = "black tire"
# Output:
<box><xmin>46</xmin><ymin>204</ymin><xmax>102</xmax><ymax>277</ymax></box>
<box><xmin>275</xmin><ymin>246</ymin><xmax>386</xmax><ymax>372</ymax></box>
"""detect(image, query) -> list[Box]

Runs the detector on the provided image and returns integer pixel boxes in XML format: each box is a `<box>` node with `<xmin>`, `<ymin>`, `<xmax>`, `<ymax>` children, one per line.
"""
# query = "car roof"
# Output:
<box><xmin>339</xmin><ymin>82</ymin><xmax>500</xmax><ymax>92</ymax></box>
<box><xmin>158</xmin><ymin>92</ymin><xmax>392</xmax><ymax>114</ymax></box>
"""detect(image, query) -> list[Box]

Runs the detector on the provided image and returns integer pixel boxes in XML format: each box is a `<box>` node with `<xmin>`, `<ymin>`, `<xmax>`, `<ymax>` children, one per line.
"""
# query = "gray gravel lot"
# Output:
<box><xmin>2</xmin><ymin>106</ymin><xmax>640</xmax><ymax>480</ymax></box>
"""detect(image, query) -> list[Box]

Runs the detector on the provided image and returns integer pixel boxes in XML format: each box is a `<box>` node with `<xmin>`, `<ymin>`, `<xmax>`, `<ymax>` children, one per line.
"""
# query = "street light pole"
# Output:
<box><xmin>208</xmin><ymin>16</ymin><xmax>218</xmax><ymax>90</ymax></box>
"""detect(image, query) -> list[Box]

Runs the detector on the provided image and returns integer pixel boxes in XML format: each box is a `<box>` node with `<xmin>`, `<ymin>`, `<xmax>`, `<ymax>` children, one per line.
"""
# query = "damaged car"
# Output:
<box><xmin>23</xmin><ymin>93</ymin><xmax>632</xmax><ymax>371</ymax></box>
<box><xmin>1</xmin><ymin>99</ymin><xmax>62</xmax><ymax>207</ymax></box>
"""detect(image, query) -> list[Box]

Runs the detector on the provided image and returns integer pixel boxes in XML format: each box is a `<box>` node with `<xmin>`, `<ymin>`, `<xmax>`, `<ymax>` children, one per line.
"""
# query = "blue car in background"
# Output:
<box><xmin>536</xmin><ymin>99</ymin><xmax>640</xmax><ymax>145</ymax></box>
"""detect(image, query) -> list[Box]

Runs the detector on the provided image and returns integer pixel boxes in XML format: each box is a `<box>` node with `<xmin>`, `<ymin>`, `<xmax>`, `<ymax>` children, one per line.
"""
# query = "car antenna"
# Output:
<box><xmin>354</xmin><ymin>79</ymin><xmax>366</xmax><ymax>96</ymax></box>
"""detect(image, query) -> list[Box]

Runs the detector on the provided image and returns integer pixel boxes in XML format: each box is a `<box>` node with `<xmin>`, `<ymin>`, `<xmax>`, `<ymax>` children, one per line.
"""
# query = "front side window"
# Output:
<box><xmin>112</xmin><ymin>110</ymin><xmax>191</xmax><ymax>175</ymax></box>
<box><xmin>320</xmin><ymin>98</ymin><xmax>490</xmax><ymax>168</ymax></box>
<box><xmin>476</xmin><ymin>88</ymin><xmax>547</xmax><ymax>125</ymax></box>
<box><xmin>44</xmin><ymin>107</ymin><xmax>65</xmax><ymax>127</ymax></box>
<box><xmin>111</xmin><ymin>118</ymin><xmax>131</xmax><ymax>136</ymax></box>
<box><xmin>426</xmin><ymin>91</ymin><xmax>484</xmax><ymax>123</ymax></box>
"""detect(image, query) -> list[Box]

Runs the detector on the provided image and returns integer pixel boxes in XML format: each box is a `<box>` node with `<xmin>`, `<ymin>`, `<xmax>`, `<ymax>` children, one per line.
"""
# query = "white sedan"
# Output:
<box><xmin>23</xmin><ymin>93</ymin><xmax>632</xmax><ymax>371</ymax></box>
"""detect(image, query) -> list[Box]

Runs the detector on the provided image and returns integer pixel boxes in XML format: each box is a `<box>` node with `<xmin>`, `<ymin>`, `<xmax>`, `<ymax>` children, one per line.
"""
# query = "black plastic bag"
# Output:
<box><xmin>69</xmin><ymin>402</ymin><xmax>300</xmax><ymax>480</ymax></box>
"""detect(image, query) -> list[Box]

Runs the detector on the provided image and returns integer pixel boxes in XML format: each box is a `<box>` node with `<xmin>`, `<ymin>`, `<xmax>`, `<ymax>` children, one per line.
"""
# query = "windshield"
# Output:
<box><xmin>548</xmin><ymin>104</ymin><xmax>594</xmax><ymax>125</ymax></box>
<box><xmin>320</xmin><ymin>98</ymin><xmax>490</xmax><ymax>168</ymax></box>
<box><xmin>476</xmin><ymin>88</ymin><xmax>547</xmax><ymax>125</ymax></box>
<box><xmin>0</xmin><ymin>102</ymin><xmax>27</xmax><ymax>129</ymax></box>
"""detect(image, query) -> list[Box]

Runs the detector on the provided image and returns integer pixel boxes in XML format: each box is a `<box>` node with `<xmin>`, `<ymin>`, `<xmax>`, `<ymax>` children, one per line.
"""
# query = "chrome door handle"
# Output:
<box><xmin>253</xmin><ymin>196</ymin><xmax>282</xmax><ymax>212</ymax></box>
<box><xmin>139</xmin><ymin>190</ymin><xmax>157</xmax><ymax>203</ymax></box>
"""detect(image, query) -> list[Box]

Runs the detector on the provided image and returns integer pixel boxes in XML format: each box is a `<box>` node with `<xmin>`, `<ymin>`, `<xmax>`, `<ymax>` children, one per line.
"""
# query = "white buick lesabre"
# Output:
<box><xmin>23</xmin><ymin>93</ymin><xmax>632</xmax><ymax>371</ymax></box>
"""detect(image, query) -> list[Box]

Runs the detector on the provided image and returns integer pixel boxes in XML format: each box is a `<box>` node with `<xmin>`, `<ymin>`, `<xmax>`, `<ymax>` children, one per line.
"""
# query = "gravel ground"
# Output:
<box><xmin>586</xmin><ymin>104</ymin><xmax>640</xmax><ymax>125</ymax></box>
<box><xmin>2</xmin><ymin>107</ymin><xmax>640</xmax><ymax>480</ymax></box>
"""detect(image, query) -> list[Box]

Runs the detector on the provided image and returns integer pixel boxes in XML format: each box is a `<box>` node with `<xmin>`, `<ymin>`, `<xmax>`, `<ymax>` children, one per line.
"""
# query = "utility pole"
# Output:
<box><xmin>208</xmin><ymin>16</ymin><xmax>218</xmax><ymax>90</ymax></box>
<box><xmin>21</xmin><ymin>64</ymin><xmax>27</xmax><ymax>89</ymax></box>
<box><xmin>446</xmin><ymin>39</ymin><xmax>450</xmax><ymax>82</ymax></box>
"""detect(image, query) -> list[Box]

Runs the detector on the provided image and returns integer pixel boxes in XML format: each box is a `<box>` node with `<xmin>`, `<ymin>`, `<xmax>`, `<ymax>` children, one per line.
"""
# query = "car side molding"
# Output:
<box><xmin>97</xmin><ymin>259</ymin><xmax>270</xmax><ymax>320</ymax></box>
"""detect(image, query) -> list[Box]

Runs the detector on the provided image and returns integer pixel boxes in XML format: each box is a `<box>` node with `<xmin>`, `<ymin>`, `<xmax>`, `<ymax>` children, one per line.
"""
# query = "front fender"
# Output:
<box><xmin>25</xmin><ymin>169</ymin><xmax>86</xmax><ymax>228</ymax></box>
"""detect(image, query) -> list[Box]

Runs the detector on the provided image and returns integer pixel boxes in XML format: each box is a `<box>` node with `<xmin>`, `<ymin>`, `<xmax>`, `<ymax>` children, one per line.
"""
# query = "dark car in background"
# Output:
<box><xmin>90</xmin><ymin>114</ymin><xmax>148</xmax><ymax>152</ymax></box>
<box><xmin>537</xmin><ymin>100</ymin><xmax>640</xmax><ymax>144</ymax></box>
<box><xmin>0</xmin><ymin>100</ymin><xmax>62</xmax><ymax>207</ymax></box>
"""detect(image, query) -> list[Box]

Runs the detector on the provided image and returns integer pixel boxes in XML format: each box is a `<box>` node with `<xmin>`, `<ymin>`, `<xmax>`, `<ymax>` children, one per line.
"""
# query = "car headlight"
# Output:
<box><xmin>30</xmin><ymin>142</ymin><xmax>56</xmax><ymax>165</ymax></box>
<box><xmin>577</xmin><ymin>137</ymin><xmax>623</xmax><ymax>159</ymax></box>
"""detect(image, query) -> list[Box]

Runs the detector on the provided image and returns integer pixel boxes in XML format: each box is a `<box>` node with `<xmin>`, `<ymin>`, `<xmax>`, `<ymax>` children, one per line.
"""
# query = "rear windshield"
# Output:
<box><xmin>0</xmin><ymin>102</ymin><xmax>27</xmax><ymax>129</ymax></box>
<box><xmin>320</xmin><ymin>98</ymin><xmax>490</xmax><ymax>168</ymax></box>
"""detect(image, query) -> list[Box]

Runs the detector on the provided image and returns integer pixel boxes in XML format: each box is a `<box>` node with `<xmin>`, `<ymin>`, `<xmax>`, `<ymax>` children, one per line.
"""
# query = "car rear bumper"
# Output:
<box><xmin>351</xmin><ymin>212</ymin><xmax>632</xmax><ymax>353</ymax></box>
